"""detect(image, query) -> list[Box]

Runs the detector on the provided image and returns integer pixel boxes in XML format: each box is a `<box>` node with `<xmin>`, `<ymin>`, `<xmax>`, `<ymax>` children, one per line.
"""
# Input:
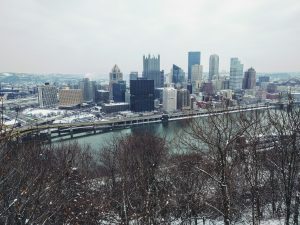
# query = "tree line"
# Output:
<box><xmin>1</xmin><ymin>103</ymin><xmax>300</xmax><ymax>225</ymax></box>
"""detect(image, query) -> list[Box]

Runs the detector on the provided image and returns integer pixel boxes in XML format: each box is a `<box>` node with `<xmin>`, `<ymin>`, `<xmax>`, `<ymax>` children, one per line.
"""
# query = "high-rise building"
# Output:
<box><xmin>59</xmin><ymin>89</ymin><xmax>83</xmax><ymax>108</ymax></box>
<box><xmin>90</xmin><ymin>80</ymin><xmax>97</xmax><ymax>102</ymax></box>
<box><xmin>177</xmin><ymin>88</ymin><xmax>190</xmax><ymax>110</ymax></box>
<box><xmin>258</xmin><ymin>76</ymin><xmax>270</xmax><ymax>83</ymax></box>
<box><xmin>188</xmin><ymin>52</ymin><xmax>201</xmax><ymax>81</ymax></box>
<box><xmin>163</xmin><ymin>87</ymin><xmax>177</xmax><ymax>112</ymax></box>
<box><xmin>209</xmin><ymin>54</ymin><xmax>219</xmax><ymax>81</ymax></box>
<box><xmin>38</xmin><ymin>83</ymin><xmax>58</xmax><ymax>108</ymax></box>
<box><xmin>191</xmin><ymin>64</ymin><xmax>203</xmax><ymax>93</ymax></box>
<box><xmin>112</xmin><ymin>80</ymin><xmax>126</xmax><ymax>102</ymax></box>
<box><xmin>143</xmin><ymin>54</ymin><xmax>162</xmax><ymax>88</ymax></box>
<box><xmin>243</xmin><ymin>67</ymin><xmax>256</xmax><ymax>89</ymax></box>
<box><xmin>171</xmin><ymin>64</ymin><xmax>185</xmax><ymax>86</ymax></box>
<box><xmin>129</xmin><ymin>72</ymin><xmax>138</xmax><ymax>80</ymax></box>
<box><xmin>160</xmin><ymin>70</ymin><xmax>165</xmax><ymax>88</ymax></box>
<box><xmin>130</xmin><ymin>78</ymin><xmax>154</xmax><ymax>112</ymax></box>
<box><xmin>229</xmin><ymin>58</ymin><xmax>244</xmax><ymax>90</ymax></box>
<box><xmin>109</xmin><ymin>64</ymin><xmax>123</xmax><ymax>84</ymax></box>
<box><xmin>109</xmin><ymin>65</ymin><xmax>123</xmax><ymax>98</ymax></box>
<box><xmin>200</xmin><ymin>82</ymin><xmax>214</xmax><ymax>95</ymax></box>
<box><xmin>79</xmin><ymin>78</ymin><xmax>93</xmax><ymax>102</ymax></box>
<box><xmin>187</xmin><ymin>83</ymin><xmax>193</xmax><ymax>95</ymax></box>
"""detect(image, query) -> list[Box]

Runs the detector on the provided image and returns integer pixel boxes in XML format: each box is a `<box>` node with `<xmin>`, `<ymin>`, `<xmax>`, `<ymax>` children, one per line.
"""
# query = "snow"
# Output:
<box><xmin>22</xmin><ymin>108</ymin><xmax>69</xmax><ymax>118</ymax></box>
<box><xmin>4</xmin><ymin>119</ymin><xmax>19</xmax><ymax>126</ymax></box>
<box><xmin>53</xmin><ymin>113</ymin><xmax>97</xmax><ymax>124</ymax></box>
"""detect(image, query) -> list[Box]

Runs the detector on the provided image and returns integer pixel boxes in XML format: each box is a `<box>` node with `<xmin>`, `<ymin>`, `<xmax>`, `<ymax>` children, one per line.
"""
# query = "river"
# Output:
<box><xmin>53</xmin><ymin>119</ymin><xmax>191</xmax><ymax>152</ymax></box>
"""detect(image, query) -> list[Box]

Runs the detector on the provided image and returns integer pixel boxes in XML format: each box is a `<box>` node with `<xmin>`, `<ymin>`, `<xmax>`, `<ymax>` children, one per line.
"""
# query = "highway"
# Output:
<box><xmin>8</xmin><ymin>104</ymin><xmax>275</xmax><ymax>139</ymax></box>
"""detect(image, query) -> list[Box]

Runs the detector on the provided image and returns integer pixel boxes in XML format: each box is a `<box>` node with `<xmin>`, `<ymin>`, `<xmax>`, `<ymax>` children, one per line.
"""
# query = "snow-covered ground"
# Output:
<box><xmin>3</xmin><ymin>119</ymin><xmax>19</xmax><ymax>126</ymax></box>
<box><xmin>53</xmin><ymin>113</ymin><xmax>97</xmax><ymax>124</ymax></box>
<box><xmin>22</xmin><ymin>108</ymin><xmax>71</xmax><ymax>118</ymax></box>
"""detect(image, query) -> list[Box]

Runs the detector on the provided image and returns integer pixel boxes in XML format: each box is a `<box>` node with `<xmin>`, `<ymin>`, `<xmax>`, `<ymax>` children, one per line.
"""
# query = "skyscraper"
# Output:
<box><xmin>112</xmin><ymin>80</ymin><xmax>126</xmax><ymax>102</ymax></box>
<box><xmin>130</xmin><ymin>78</ymin><xmax>154</xmax><ymax>112</ymax></box>
<box><xmin>143</xmin><ymin>54</ymin><xmax>161</xmax><ymax>88</ymax></box>
<box><xmin>209</xmin><ymin>54</ymin><xmax>219</xmax><ymax>81</ymax></box>
<box><xmin>177</xmin><ymin>88</ymin><xmax>190</xmax><ymax>110</ymax></box>
<box><xmin>171</xmin><ymin>64</ymin><xmax>185</xmax><ymax>86</ymax></box>
<box><xmin>188</xmin><ymin>52</ymin><xmax>201</xmax><ymax>81</ymax></box>
<box><xmin>229</xmin><ymin>58</ymin><xmax>244</xmax><ymax>90</ymax></box>
<box><xmin>109</xmin><ymin>64</ymin><xmax>123</xmax><ymax>84</ymax></box>
<box><xmin>243</xmin><ymin>67</ymin><xmax>256</xmax><ymax>89</ymax></box>
<box><xmin>79</xmin><ymin>78</ymin><xmax>93</xmax><ymax>102</ymax></box>
<box><xmin>129</xmin><ymin>71</ymin><xmax>138</xmax><ymax>80</ymax></box>
<box><xmin>191</xmin><ymin>64</ymin><xmax>203</xmax><ymax>93</ymax></box>
<box><xmin>109</xmin><ymin>65</ymin><xmax>123</xmax><ymax>98</ymax></box>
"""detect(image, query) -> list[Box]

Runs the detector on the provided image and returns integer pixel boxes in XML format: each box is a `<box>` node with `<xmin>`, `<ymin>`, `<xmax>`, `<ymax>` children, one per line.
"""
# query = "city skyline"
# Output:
<box><xmin>0</xmin><ymin>0</ymin><xmax>300</xmax><ymax>74</ymax></box>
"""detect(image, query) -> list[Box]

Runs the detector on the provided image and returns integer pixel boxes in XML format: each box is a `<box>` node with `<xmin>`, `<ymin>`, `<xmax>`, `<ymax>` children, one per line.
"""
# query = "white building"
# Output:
<box><xmin>38</xmin><ymin>83</ymin><xmax>58</xmax><ymax>108</ymax></box>
<box><xmin>229</xmin><ymin>58</ymin><xmax>244</xmax><ymax>90</ymax></box>
<box><xmin>163</xmin><ymin>87</ymin><xmax>177</xmax><ymax>112</ymax></box>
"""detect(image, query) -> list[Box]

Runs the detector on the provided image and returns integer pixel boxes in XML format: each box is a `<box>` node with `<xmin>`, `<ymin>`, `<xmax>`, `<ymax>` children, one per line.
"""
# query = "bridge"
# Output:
<box><xmin>9</xmin><ymin>104</ymin><xmax>276</xmax><ymax>142</ymax></box>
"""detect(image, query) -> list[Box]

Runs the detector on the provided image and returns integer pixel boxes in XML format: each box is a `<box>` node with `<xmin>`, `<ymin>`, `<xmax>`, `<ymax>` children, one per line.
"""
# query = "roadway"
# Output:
<box><xmin>11</xmin><ymin>104</ymin><xmax>274</xmax><ymax>138</ymax></box>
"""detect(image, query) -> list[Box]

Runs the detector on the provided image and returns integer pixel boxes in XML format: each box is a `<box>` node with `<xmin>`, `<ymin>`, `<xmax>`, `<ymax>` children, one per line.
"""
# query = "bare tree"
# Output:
<box><xmin>266</xmin><ymin>100</ymin><xmax>300</xmax><ymax>225</ymax></box>
<box><xmin>180</xmin><ymin>108</ymin><xmax>257</xmax><ymax>225</ymax></box>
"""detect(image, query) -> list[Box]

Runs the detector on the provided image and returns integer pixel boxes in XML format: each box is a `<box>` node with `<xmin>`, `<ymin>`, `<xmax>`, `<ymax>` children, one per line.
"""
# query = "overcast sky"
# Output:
<box><xmin>0</xmin><ymin>0</ymin><xmax>300</xmax><ymax>76</ymax></box>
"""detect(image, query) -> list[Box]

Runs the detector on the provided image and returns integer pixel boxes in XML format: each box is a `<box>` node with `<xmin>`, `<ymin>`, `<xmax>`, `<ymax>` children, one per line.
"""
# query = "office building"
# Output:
<box><xmin>188</xmin><ymin>51</ymin><xmax>201</xmax><ymax>81</ymax></box>
<box><xmin>109</xmin><ymin>64</ymin><xmax>123</xmax><ymax>98</ymax></box>
<box><xmin>259</xmin><ymin>76</ymin><xmax>270</xmax><ymax>83</ymax></box>
<box><xmin>191</xmin><ymin>64</ymin><xmax>203</xmax><ymax>93</ymax></box>
<box><xmin>112</xmin><ymin>80</ymin><xmax>126</xmax><ymax>102</ymax></box>
<box><xmin>102</xmin><ymin>103</ymin><xmax>130</xmax><ymax>113</ymax></box>
<box><xmin>243</xmin><ymin>67</ymin><xmax>256</xmax><ymax>89</ymax></box>
<box><xmin>171</xmin><ymin>64</ymin><xmax>185</xmax><ymax>87</ymax></box>
<box><xmin>160</xmin><ymin>70</ymin><xmax>165</xmax><ymax>87</ymax></box>
<box><xmin>38</xmin><ymin>83</ymin><xmax>58</xmax><ymax>108</ymax></box>
<box><xmin>155</xmin><ymin>88</ymin><xmax>164</xmax><ymax>103</ymax></box>
<box><xmin>79</xmin><ymin>78</ymin><xmax>93</xmax><ymax>102</ymax></box>
<box><xmin>229</xmin><ymin>58</ymin><xmax>244</xmax><ymax>90</ymax></box>
<box><xmin>209</xmin><ymin>54</ymin><xmax>219</xmax><ymax>81</ymax></box>
<box><xmin>163</xmin><ymin>87</ymin><xmax>177</xmax><ymax>112</ymax></box>
<box><xmin>130</xmin><ymin>79</ymin><xmax>154</xmax><ymax>112</ymax></box>
<box><xmin>143</xmin><ymin>54</ymin><xmax>162</xmax><ymax>88</ymax></box>
<box><xmin>187</xmin><ymin>83</ymin><xmax>193</xmax><ymax>95</ymax></box>
<box><xmin>201</xmin><ymin>82</ymin><xmax>214</xmax><ymax>95</ymax></box>
<box><xmin>109</xmin><ymin>64</ymin><xmax>123</xmax><ymax>84</ymax></box>
<box><xmin>95</xmin><ymin>90</ymin><xmax>110</xmax><ymax>104</ymax></box>
<box><xmin>59</xmin><ymin>89</ymin><xmax>83</xmax><ymax>109</ymax></box>
<box><xmin>129</xmin><ymin>72</ymin><xmax>138</xmax><ymax>80</ymax></box>
<box><xmin>177</xmin><ymin>88</ymin><xmax>190</xmax><ymax>110</ymax></box>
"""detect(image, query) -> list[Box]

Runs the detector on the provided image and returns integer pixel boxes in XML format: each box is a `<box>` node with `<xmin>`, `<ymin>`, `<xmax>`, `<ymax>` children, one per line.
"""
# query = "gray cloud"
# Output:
<box><xmin>0</xmin><ymin>0</ymin><xmax>299</xmax><ymax>75</ymax></box>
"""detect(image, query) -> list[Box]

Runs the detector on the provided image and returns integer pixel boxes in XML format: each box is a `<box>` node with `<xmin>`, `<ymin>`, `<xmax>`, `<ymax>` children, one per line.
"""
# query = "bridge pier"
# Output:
<box><xmin>93</xmin><ymin>125</ymin><xmax>96</xmax><ymax>134</ymax></box>
<box><xmin>70</xmin><ymin>127</ymin><xmax>73</xmax><ymax>139</ymax></box>
<box><xmin>47</xmin><ymin>128</ymin><xmax>51</xmax><ymax>144</ymax></box>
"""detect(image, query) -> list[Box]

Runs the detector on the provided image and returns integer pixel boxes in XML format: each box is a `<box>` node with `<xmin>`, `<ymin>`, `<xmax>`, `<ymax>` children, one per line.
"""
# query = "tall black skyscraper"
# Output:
<box><xmin>130</xmin><ymin>78</ymin><xmax>154</xmax><ymax>112</ymax></box>
<box><xmin>243</xmin><ymin>67</ymin><xmax>256</xmax><ymax>89</ymax></box>
<box><xmin>112</xmin><ymin>80</ymin><xmax>126</xmax><ymax>102</ymax></box>
<box><xmin>143</xmin><ymin>54</ymin><xmax>162</xmax><ymax>88</ymax></box>
<box><xmin>172</xmin><ymin>64</ymin><xmax>185</xmax><ymax>85</ymax></box>
<box><xmin>188</xmin><ymin>52</ymin><xmax>201</xmax><ymax>81</ymax></box>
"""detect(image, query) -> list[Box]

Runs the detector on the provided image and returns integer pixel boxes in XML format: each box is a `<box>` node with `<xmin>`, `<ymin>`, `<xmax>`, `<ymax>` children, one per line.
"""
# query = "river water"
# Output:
<box><xmin>53</xmin><ymin>107</ymin><xmax>273</xmax><ymax>152</ymax></box>
<box><xmin>53</xmin><ymin>119</ymin><xmax>191</xmax><ymax>152</ymax></box>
